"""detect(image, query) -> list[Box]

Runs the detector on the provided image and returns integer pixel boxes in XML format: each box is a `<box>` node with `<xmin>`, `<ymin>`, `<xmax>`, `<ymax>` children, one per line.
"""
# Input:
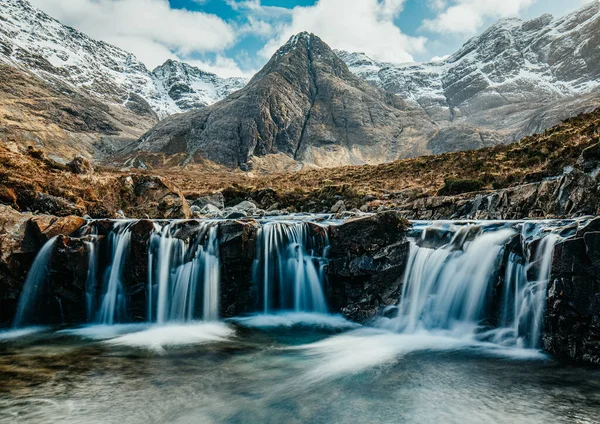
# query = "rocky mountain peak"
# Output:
<box><xmin>135</xmin><ymin>32</ymin><xmax>433</xmax><ymax>170</ymax></box>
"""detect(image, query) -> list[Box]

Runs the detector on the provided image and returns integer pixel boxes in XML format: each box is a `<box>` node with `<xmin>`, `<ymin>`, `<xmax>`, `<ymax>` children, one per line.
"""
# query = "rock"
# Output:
<box><xmin>67</xmin><ymin>155</ymin><xmax>94</xmax><ymax>174</ymax></box>
<box><xmin>201</xmin><ymin>204</ymin><xmax>222</xmax><ymax>217</ymax></box>
<box><xmin>331</xmin><ymin>200</ymin><xmax>346</xmax><ymax>214</ymax></box>
<box><xmin>544</xmin><ymin>229</ymin><xmax>600</xmax><ymax>364</ymax></box>
<box><xmin>326</xmin><ymin>211</ymin><xmax>411</xmax><ymax>322</ymax></box>
<box><xmin>226</xmin><ymin>211</ymin><xmax>248</xmax><ymax>220</ymax></box>
<box><xmin>234</xmin><ymin>200</ymin><xmax>258</xmax><ymax>213</ymax></box>
<box><xmin>218</xmin><ymin>220</ymin><xmax>260</xmax><ymax>316</ymax></box>
<box><xmin>115</xmin><ymin>210</ymin><xmax>126</xmax><ymax>219</ymax></box>
<box><xmin>38</xmin><ymin>216</ymin><xmax>86</xmax><ymax>241</ymax></box>
<box><xmin>191</xmin><ymin>192</ymin><xmax>225</xmax><ymax>210</ymax></box>
<box><xmin>33</xmin><ymin>193</ymin><xmax>86</xmax><ymax>217</ymax></box>
<box><xmin>267</xmin><ymin>203</ymin><xmax>280</xmax><ymax>212</ymax></box>
<box><xmin>119</xmin><ymin>175</ymin><xmax>191</xmax><ymax>219</ymax></box>
<box><xmin>577</xmin><ymin>142</ymin><xmax>600</xmax><ymax>173</ymax></box>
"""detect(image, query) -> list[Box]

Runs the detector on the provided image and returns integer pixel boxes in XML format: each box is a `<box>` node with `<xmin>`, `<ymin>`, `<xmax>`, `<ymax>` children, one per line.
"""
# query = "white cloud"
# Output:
<box><xmin>422</xmin><ymin>0</ymin><xmax>536</xmax><ymax>34</ymax></box>
<box><xmin>258</xmin><ymin>0</ymin><xmax>427</xmax><ymax>64</ymax></box>
<box><xmin>29</xmin><ymin>0</ymin><xmax>237</xmax><ymax>69</ymax></box>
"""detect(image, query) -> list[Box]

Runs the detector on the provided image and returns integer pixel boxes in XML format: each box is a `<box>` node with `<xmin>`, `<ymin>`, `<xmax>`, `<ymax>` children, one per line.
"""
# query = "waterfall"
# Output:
<box><xmin>253</xmin><ymin>221</ymin><xmax>329</xmax><ymax>314</ymax></box>
<box><xmin>391</xmin><ymin>222</ymin><xmax>561</xmax><ymax>349</ymax></box>
<box><xmin>497</xmin><ymin>233</ymin><xmax>561</xmax><ymax>348</ymax></box>
<box><xmin>13</xmin><ymin>237</ymin><xmax>58</xmax><ymax>328</ymax></box>
<box><xmin>84</xmin><ymin>240</ymin><xmax>98</xmax><ymax>322</ymax></box>
<box><xmin>97</xmin><ymin>222</ymin><xmax>132</xmax><ymax>325</ymax></box>
<box><xmin>148</xmin><ymin>221</ymin><xmax>221</xmax><ymax>323</ymax></box>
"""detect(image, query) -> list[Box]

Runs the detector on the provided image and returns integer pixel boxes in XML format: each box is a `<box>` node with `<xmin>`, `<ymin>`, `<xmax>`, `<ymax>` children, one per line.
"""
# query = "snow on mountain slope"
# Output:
<box><xmin>338</xmin><ymin>1</ymin><xmax>600</xmax><ymax>140</ymax></box>
<box><xmin>152</xmin><ymin>61</ymin><xmax>247</xmax><ymax>112</ymax></box>
<box><xmin>0</xmin><ymin>0</ymin><xmax>247</xmax><ymax>118</ymax></box>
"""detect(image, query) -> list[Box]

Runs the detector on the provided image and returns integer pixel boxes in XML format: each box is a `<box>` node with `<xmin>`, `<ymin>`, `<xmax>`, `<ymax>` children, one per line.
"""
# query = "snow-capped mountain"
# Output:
<box><xmin>152</xmin><ymin>60</ymin><xmax>246</xmax><ymax>112</ymax></box>
<box><xmin>0</xmin><ymin>0</ymin><xmax>247</xmax><ymax>118</ymax></box>
<box><xmin>338</xmin><ymin>1</ymin><xmax>600</xmax><ymax>144</ymax></box>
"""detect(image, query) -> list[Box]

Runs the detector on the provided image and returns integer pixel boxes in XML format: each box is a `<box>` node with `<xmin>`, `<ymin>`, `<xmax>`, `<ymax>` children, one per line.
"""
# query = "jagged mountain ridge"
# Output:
<box><xmin>0</xmin><ymin>0</ymin><xmax>246</xmax><ymax>119</ymax></box>
<box><xmin>337</xmin><ymin>1</ymin><xmax>600</xmax><ymax>147</ymax></box>
<box><xmin>135</xmin><ymin>33</ymin><xmax>436</xmax><ymax>171</ymax></box>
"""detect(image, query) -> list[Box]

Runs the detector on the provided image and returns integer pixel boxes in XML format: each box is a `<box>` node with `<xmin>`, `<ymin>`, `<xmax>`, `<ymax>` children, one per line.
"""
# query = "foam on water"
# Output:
<box><xmin>0</xmin><ymin>327</ymin><xmax>47</xmax><ymax>341</ymax></box>
<box><xmin>292</xmin><ymin>327</ymin><xmax>548</xmax><ymax>383</ymax></box>
<box><xmin>57</xmin><ymin>324</ymin><xmax>151</xmax><ymax>340</ymax></box>
<box><xmin>104</xmin><ymin>322</ymin><xmax>234</xmax><ymax>353</ymax></box>
<box><xmin>232</xmin><ymin>312</ymin><xmax>358</xmax><ymax>329</ymax></box>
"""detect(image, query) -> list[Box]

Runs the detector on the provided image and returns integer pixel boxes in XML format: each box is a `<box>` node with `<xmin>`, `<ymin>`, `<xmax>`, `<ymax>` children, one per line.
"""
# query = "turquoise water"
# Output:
<box><xmin>1</xmin><ymin>316</ymin><xmax>599</xmax><ymax>424</ymax></box>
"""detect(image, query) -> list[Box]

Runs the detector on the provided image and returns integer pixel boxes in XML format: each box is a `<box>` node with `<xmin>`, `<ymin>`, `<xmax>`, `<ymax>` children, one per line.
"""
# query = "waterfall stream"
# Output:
<box><xmin>148</xmin><ymin>221</ymin><xmax>221</xmax><ymax>323</ymax></box>
<box><xmin>387</xmin><ymin>221</ymin><xmax>563</xmax><ymax>349</ymax></box>
<box><xmin>10</xmin><ymin>217</ymin><xmax>566</xmax><ymax>351</ymax></box>
<box><xmin>252</xmin><ymin>221</ymin><xmax>329</xmax><ymax>314</ymax></box>
<box><xmin>12</xmin><ymin>237</ymin><xmax>58</xmax><ymax>328</ymax></box>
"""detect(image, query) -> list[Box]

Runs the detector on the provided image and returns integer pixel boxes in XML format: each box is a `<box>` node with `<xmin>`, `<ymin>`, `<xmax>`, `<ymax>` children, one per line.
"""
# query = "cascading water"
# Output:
<box><xmin>148</xmin><ymin>221</ymin><xmax>221</xmax><ymax>323</ymax></box>
<box><xmin>388</xmin><ymin>221</ymin><xmax>562</xmax><ymax>349</ymax></box>
<box><xmin>496</xmin><ymin>232</ymin><xmax>561</xmax><ymax>348</ymax></box>
<box><xmin>12</xmin><ymin>237</ymin><xmax>58</xmax><ymax>328</ymax></box>
<box><xmin>252</xmin><ymin>221</ymin><xmax>329</xmax><ymax>314</ymax></box>
<box><xmin>97</xmin><ymin>222</ymin><xmax>133</xmax><ymax>325</ymax></box>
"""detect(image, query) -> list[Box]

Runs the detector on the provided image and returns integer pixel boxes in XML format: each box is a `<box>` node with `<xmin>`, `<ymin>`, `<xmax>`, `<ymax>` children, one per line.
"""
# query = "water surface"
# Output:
<box><xmin>1</xmin><ymin>319</ymin><xmax>599</xmax><ymax>424</ymax></box>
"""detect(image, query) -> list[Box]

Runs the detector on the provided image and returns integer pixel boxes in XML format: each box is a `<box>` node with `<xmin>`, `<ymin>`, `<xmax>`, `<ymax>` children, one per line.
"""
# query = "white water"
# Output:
<box><xmin>97</xmin><ymin>222</ymin><xmax>132</xmax><ymax>325</ymax></box>
<box><xmin>148</xmin><ymin>221</ymin><xmax>221</xmax><ymax>323</ymax></box>
<box><xmin>253</xmin><ymin>222</ymin><xmax>328</xmax><ymax>314</ymax></box>
<box><xmin>384</xmin><ymin>222</ymin><xmax>562</xmax><ymax>350</ymax></box>
<box><xmin>13</xmin><ymin>237</ymin><xmax>58</xmax><ymax>328</ymax></box>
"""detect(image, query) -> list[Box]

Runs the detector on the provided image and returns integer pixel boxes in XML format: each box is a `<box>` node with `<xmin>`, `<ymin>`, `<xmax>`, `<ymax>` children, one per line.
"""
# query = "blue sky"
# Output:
<box><xmin>32</xmin><ymin>0</ymin><xmax>591</xmax><ymax>77</ymax></box>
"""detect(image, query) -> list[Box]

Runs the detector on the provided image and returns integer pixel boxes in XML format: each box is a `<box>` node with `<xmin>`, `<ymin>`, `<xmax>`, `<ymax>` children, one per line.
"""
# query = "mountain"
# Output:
<box><xmin>338</xmin><ymin>1</ymin><xmax>600</xmax><ymax>148</ymax></box>
<box><xmin>152</xmin><ymin>60</ymin><xmax>247</xmax><ymax>112</ymax></box>
<box><xmin>135</xmin><ymin>33</ymin><xmax>436</xmax><ymax>171</ymax></box>
<box><xmin>0</xmin><ymin>0</ymin><xmax>246</xmax><ymax>120</ymax></box>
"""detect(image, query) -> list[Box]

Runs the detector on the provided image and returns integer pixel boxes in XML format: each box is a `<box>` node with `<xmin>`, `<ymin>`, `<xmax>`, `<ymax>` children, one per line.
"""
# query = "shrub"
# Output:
<box><xmin>438</xmin><ymin>178</ymin><xmax>484</xmax><ymax>196</ymax></box>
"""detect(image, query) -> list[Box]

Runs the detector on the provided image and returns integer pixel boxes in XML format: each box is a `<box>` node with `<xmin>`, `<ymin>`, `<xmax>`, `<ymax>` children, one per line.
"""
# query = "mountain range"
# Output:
<box><xmin>1</xmin><ymin>0</ymin><xmax>599</xmax><ymax>170</ymax></box>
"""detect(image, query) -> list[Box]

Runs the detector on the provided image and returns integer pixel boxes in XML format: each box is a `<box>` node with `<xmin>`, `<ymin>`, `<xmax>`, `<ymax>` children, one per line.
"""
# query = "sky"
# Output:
<box><xmin>29</xmin><ymin>0</ymin><xmax>593</xmax><ymax>78</ymax></box>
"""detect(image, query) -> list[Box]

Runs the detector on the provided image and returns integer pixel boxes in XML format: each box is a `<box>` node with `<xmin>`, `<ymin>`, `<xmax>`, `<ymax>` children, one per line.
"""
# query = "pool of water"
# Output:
<box><xmin>1</xmin><ymin>316</ymin><xmax>599</xmax><ymax>424</ymax></box>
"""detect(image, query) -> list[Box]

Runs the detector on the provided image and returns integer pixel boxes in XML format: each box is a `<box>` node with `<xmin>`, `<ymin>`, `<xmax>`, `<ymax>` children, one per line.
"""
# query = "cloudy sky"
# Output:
<box><xmin>30</xmin><ymin>0</ymin><xmax>592</xmax><ymax>77</ymax></box>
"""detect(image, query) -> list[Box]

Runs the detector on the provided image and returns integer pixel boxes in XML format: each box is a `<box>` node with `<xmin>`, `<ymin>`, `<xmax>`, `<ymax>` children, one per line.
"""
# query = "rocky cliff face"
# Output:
<box><xmin>136</xmin><ymin>33</ymin><xmax>435</xmax><ymax>170</ymax></box>
<box><xmin>545</xmin><ymin>218</ymin><xmax>600</xmax><ymax>364</ymax></box>
<box><xmin>338</xmin><ymin>1</ymin><xmax>600</xmax><ymax>151</ymax></box>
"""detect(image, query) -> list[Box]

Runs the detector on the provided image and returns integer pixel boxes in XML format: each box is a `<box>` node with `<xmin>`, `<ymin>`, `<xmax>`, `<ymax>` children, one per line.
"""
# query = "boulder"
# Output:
<box><xmin>200</xmin><ymin>204</ymin><xmax>222</xmax><ymax>217</ymax></box>
<box><xmin>331</xmin><ymin>200</ymin><xmax>346</xmax><ymax>214</ymax></box>
<box><xmin>226</xmin><ymin>210</ymin><xmax>248</xmax><ymax>219</ymax></box>
<box><xmin>119</xmin><ymin>174</ymin><xmax>191</xmax><ymax>219</ymax></box>
<box><xmin>234</xmin><ymin>200</ymin><xmax>258</xmax><ymax>213</ymax></box>
<box><xmin>192</xmin><ymin>192</ymin><xmax>225</xmax><ymax>210</ymax></box>
<box><xmin>67</xmin><ymin>155</ymin><xmax>94</xmax><ymax>174</ymax></box>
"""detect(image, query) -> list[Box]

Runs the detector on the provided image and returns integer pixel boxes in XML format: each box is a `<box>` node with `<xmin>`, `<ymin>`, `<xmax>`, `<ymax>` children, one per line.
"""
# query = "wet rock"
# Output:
<box><xmin>218</xmin><ymin>220</ymin><xmax>259</xmax><ymax>316</ymax></box>
<box><xmin>67</xmin><ymin>155</ymin><xmax>94</xmax><ymax>174</ymax></box>
<box><xmin>226</xmin><ymin>210</ymin><xmax>248</xmax><ymax>219</ymax></box>
<box><xmin>326</xmin><ymin>211</ymin><xmax>410</xmax><ymax>322</ymax></box>
<box><xmin>34</xmin><ymin>216</ymin><xmax>86</xmax><ymax>241</ymax></box>
<box><xmin>192</xmin><ymin>193</ymin><xmax>225</xmax><ymax>210</ymax></box>
<box><xmin>47</xmin><ymin>235</ymin><xmax>89</xmax><ymax>324</ymax></box>
<box><xmin>544</xmin><ymin>230</ymin><xmax>600</xmax><ymax>364</ymax></box>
